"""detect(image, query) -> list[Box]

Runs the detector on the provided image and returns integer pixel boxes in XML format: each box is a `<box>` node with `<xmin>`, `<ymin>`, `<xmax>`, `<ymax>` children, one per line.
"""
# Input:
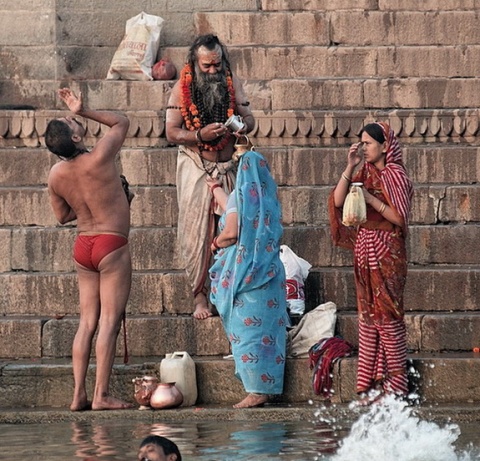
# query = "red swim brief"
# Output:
<box><xmin>73</xmin><ymin>233</ymin><xmax>128</xmax><ymax>271</ymax></box>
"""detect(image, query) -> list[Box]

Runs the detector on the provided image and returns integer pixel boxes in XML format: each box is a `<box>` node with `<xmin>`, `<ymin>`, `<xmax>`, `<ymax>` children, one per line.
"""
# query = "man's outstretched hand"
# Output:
<box><xmin>58</xmin><ymin>88</ymin><xmax>83</xmax><ymax>114</ymax></box>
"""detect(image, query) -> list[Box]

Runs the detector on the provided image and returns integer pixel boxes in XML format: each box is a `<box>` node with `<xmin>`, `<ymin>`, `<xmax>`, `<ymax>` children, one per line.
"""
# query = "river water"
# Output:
<box><xmin>1</xmin><ymin>397</ymin><xmax>479</xmax><ymax>460</ymax></box>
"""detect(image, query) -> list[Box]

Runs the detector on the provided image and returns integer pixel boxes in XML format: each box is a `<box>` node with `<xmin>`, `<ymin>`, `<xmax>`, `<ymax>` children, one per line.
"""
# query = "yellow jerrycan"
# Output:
<box><xmin>160</xmin><ymin>351</ymin><xmax>197</xmax><ymax>406</ymax></box>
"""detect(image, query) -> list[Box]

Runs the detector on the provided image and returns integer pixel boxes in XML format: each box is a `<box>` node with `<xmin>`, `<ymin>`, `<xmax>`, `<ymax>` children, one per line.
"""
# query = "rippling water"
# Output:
<box><xmin>0</xmin><ymin>419</ymin><xmax>344</xmax><ymax>460</ymax></box>
<box><xmin>1</xmin><ymin>398</ymin><xmax>479</xmax><ymax>460</ymax></box>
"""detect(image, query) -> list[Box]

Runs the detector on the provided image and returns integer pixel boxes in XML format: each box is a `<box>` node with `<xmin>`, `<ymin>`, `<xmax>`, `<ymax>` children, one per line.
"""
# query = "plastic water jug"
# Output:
<box><xmin>160</xmin><ymin>351</ymin><xmax>197</xmax><ymax>407</ymax></box>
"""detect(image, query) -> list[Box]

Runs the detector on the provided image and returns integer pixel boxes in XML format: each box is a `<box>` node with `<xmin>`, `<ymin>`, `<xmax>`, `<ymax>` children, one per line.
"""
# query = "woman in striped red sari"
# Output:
<box><xmin>329</xmin><ymin>122</ymin><xmax>414</xmax><ymax>404</ymax></box>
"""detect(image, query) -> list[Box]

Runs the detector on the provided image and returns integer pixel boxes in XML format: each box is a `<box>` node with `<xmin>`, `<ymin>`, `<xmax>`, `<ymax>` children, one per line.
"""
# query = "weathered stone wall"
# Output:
<box><xmin>2</xmin><ymin>1</ymin><xmax>480</xmax><ymax>109</ymax></box>
<box><xmin>0</xmin><ymin>0</ymin><xmax>257</xmax><ymax>107</ymax></box>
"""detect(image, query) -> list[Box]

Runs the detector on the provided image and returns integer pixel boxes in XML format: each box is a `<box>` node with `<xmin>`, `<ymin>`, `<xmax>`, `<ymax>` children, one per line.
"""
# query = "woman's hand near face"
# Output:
<box><xmin>347</xmin><ymin>142</ymin><xmax>363</xmax><ymax>168</ymax></box>
<box><xmin>334</xmin><ymin>142</ymin><xmax>362</xmax><ymax>208</ymax></box>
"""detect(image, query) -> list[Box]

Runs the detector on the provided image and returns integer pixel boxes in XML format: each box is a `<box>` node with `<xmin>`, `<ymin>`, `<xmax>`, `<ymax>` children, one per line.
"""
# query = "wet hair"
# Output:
<box><xmin>360</xmin><ymin>123</ymin><xmax>386</xmax><ymax>144</ymax></box>
<box><xmin>186</xmin><ymin>34</ymin><xmax>231</xmax><ymax>73</ymax></box>
<box><xmin>45</xmin><ymin>119</ymin><xmax>78</xmax><ymax>159</ymax></box>
<box><xmin>139</xmin><ymin>435</ymin><xmax>182</xmax><ymax>461</ymax></box>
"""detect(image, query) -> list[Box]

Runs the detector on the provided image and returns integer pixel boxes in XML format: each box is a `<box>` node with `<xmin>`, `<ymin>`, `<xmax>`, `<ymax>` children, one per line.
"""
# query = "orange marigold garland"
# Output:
<box><xmin>180</xmin><ymin>64</ymin><xmax>236</xmax><ymax>152</ymax></box>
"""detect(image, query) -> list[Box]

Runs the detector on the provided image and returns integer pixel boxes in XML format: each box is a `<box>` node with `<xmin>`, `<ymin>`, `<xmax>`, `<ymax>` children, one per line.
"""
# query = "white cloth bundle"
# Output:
<box><xmin>287</xmin><ymin>302</ymin><xmax>337</xmax><ymax>358</ymax></box>
<box><xmin>342</xmin><ymin>183</ymin><xmax>367</xmax><ymax>226</ymax></box>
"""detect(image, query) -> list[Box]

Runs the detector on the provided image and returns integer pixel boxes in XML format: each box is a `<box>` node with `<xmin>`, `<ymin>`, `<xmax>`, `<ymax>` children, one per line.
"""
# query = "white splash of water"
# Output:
<box><xmin>329</xmin><ymin>395</ymin><xmax>477</xmax><ymax>461</ymax></box>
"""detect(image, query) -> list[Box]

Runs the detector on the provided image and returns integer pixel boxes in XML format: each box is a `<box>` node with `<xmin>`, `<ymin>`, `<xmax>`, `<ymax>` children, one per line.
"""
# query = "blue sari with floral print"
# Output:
<box><xmin>209</xmin><ymin>150</ymin><xmax>287</xmax><ymax>395</ymax></box>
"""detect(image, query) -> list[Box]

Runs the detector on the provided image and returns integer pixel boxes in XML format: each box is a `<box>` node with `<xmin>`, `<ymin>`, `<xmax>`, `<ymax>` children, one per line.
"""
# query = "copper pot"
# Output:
<box><xmin>150</xmin><ymin>382</ymin><xmax>184</xmax><ymax>409</ymax></box>
<box><xmin>232</xmin><ymin>135</ymin><xmax>253</xmax><ymax>162</ymax></box>
<box><xmin>133</xmin><ymin>375</ymin><xmax>159</xmax><ymax>407</ymax></box>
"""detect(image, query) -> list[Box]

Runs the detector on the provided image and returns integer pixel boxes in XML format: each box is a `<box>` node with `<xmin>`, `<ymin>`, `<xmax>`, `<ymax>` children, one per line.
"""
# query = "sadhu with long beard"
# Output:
<box><xmin>166</xmin><ymin>34</ymin><xmax>255</xmax><ymax>319</ymax></box>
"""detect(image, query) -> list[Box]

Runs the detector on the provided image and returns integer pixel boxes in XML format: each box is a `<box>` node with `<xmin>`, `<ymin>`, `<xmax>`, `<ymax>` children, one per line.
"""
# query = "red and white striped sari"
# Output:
<box><xmin>329</xmin><ymin>122</ymin><xmax>414</xmax><ymax>396</ymax></box>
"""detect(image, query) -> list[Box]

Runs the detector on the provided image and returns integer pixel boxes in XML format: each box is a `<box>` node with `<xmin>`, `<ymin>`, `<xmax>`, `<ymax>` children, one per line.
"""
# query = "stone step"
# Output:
<box><xmin>1</xmin><ymin>266</ymin><xmax>479</xmax><ymax>317</ymax></box>
<box><xmin>2</xmin><ymin>5</ymin><xmax>478</xmax><ymax>86</ymax></box>
<box><xmin>1</xmin><ymin>225</ymin><xmax>479</xmax><ymax>272</ymax></box>
<box><xmin>317</xmin><ymin>266</ymin><xmax>480</xmax><ymax>315</ymax></box>
<box><xmin>3</xmin><ymin>144</ymin><xmax>480</xmax><ymax>187</ymax></box>
<box><xmin>0</xmin><ymin>352</ymin><xmax>478</xmax><ymax>408</ymax></box>
<box><xmin>230</xmin><ymin>46</ymin><xmax>480</xmax><ymax>81</ymax></box>
<box><xmin>4</xmin><ymin>41</ymin><xmax>480</xmax><ymax>83</ymax></box>
<box><xmin>3</xmin><ymin>4</ymin><xmax>480</xmax><ymax>111</ymax></box>
<box><xmin>3</xmin><ymin>76</ymin><xmax>480</xmax><ymax>112</ymax></box>
<box><xmin>267</xmin><ymin>78</ymin><xmax>480</xmax><ymax>111</ymax></box>
<box><xmin>285</xmin><ymin>225</ymin><xmax>480</xmax><ymax>267</ymax></box>
<box><xmin>262</xmin><ymin>0</ymin><xmax>475</xmax><ymax>12</ymax></box>
<box><xmin>1</xmin><ymin>1</ymin><xmax>474</xmax><ymax>50</ymax></box>
<box><xmin>197</xmin><ymin>10</ymin><xmax>480</xmax><ymax>48</ymax></box>
<box><xmin>1</xmin><ymin>311</ymin><xmax>479</xmax><ymax>360</ymax></box>
<box><xmin>2</xmin><ymin>109</ymin><xmax>480</xmax><ymax>148</ymax></box>
<box><xmin>0</xmin><ymin>315</ymin><xmax>229</xmax><ymax>360</ymax></box>
<box><xmin>338</xmin><ymin>312</ymin><xmax>480</xmax><ymax>354</ymax></box>
<box><xmin>1</xmin><ymin>183</ymin><xmax>480</xmax><ymax>227</ymax></box>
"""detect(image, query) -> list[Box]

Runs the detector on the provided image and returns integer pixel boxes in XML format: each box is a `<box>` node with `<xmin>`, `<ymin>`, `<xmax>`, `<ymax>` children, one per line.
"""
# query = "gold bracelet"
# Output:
<box><xmin>379</xmin><ymin>202</ymin><xmax>386</xmax><ymax>214</ymax></box>
<box><xmin>341</xmin><ymin>173</ymin><xmax>351</xmax><ymax>182</ymax></box>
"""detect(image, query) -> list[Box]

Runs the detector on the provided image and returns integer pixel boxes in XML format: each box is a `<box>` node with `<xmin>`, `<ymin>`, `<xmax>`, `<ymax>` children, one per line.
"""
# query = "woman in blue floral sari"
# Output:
<box><xmin>207</xmin><ymin>150</ymin><xmax>288</xmax><ymax>408</ymax></box>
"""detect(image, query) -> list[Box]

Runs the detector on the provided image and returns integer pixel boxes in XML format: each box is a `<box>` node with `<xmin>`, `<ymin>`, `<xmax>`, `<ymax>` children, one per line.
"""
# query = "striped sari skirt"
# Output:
<box><xmin>354</xmin><ymin>227</ymin><xmax>408</xmax><ymax>396</ymax></box>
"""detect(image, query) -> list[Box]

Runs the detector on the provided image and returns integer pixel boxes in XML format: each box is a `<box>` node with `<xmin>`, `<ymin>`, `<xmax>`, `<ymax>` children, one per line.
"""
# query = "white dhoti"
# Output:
<box><xmin>176</xmin><ymin>145</ymin><xmax>236</xmax><ymax>298</ymax></box>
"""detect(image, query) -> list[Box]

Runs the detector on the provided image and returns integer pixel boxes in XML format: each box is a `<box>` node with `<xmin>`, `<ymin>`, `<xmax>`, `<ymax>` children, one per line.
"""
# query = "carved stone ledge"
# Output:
<box><xmin>1</xmin><ymin>109</ymin><xmax>479</xmax><ymax>148</ymax></box>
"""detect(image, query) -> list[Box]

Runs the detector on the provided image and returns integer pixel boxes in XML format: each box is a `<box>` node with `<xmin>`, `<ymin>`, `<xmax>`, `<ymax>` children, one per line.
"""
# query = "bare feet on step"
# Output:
<box><xmin>233</xmin><ymin>393</ymin><xmax>269</xmax><ymax>408</ymax></box>
<box><xmin>91</xmin><ymin>395</ymin><xmax>134</xmax><ymax>411</ymax></box>
<box><xmin>193</xmin><ymin>292</ymin><xmax>213</xmax><ymax>320</ymax></box>
<box><xmin>70</xmin><ymin>390</ymin><xmax>92</xmax><ymax>411</ymax></box>
<box><xmin>70</xmin><ymin>400</ymin><xmax>92</xmax><ymax>412</ymax></box>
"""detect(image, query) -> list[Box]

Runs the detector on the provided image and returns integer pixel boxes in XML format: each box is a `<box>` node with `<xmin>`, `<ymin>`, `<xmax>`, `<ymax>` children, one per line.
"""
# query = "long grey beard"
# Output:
<box><xmin>194</xmin><ymin>65</ymin><xmax>228</xmax><ymax>114</ymax></box>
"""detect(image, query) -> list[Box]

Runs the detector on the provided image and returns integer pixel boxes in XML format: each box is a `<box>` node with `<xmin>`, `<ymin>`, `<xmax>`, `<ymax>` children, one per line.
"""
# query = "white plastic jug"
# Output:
<box><xmin>160</xmin><ymin>351</ymin><xmax>197</xmax><ymax>407</ymax></box>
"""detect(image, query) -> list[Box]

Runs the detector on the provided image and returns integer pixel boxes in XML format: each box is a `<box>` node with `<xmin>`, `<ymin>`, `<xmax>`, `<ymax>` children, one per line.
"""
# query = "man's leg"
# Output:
<box><xmin>193</xmin><ymin>290</ymin><xmax>212</xmax><ymax>320</ymax></box>
<box><xmin>92</xmin><ymin>244</ymin><xmax>133</xmax><ymax>410</ymax></box>
<box><xmin>71</xmin><ymin>265</ymin><xmax>101</xmax><ymax>411</ymax></box>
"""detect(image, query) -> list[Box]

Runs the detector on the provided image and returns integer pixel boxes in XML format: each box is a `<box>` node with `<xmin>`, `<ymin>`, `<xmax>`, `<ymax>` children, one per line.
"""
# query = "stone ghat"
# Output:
<box><xmin>0</xmin><ymin>354</ymin><xmax>479</xmax><ymax>408</ymax></box>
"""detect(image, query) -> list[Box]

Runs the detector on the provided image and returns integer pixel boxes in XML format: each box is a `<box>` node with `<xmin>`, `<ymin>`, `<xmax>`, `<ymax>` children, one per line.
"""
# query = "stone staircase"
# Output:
<box><xmin>1</xmin><ymin>1</ymin><xmax>480</xmax><ymax>409</ymax></box>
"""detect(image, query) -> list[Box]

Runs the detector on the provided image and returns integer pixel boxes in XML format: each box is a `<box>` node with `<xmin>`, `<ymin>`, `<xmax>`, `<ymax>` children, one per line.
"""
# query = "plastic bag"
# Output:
<box><xmin>107</xmin><ymin>12</ymin><xmax>164</xmax><ymax>81</ymax></box>
<box><xmin>279</xmin><ymin>245</ymin><xmax>312</xmax><ymax>316</ymax></box>
<box><xmin>342</xmin><ymin>182</ymin><xmax>367</xmax><ymax>226</ymax></box>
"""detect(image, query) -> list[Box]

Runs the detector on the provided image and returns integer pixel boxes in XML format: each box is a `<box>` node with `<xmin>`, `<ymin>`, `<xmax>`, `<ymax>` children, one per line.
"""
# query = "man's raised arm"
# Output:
<box><xmin>58</xmin><ymin>88</ymin><xmax>129</xmax><ymax>157</ymax></box>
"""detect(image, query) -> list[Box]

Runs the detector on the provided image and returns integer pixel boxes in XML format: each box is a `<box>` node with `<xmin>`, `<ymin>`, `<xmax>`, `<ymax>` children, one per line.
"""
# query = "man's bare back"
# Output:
<box><xmin>45</xmin><ymin>88</ymin><xmax>134</xmax><ymax>411</ymax></box>
<box><xmin>48</xmin><ymin>153</ymin><xmax>130</xmax><ymax>236</ymax></box>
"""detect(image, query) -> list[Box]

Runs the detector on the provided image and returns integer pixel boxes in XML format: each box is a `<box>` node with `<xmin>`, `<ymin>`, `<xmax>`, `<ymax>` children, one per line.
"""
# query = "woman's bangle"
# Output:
<box><xmin>341</xmin><ymin>172</ymin><xmax>351</xmax><ymax>182</ymax></box>
<box><xmin>195</xmin><ymin>129</ymin><xmax>204</xmax><ymax>143</ymax></box>
<box><xmin>210</xmin><ymin>184</ymin><xmax>222</xmax><ymax>194</ymax></box>
<box><xmin>379</xmin><ymin>202</ymin><xmax>386</xmax><ymax>214</ymax></box>
<box><xmin>212</xmin><ymin>236</ymin><xmax>220</xmax><ymax>250</ymax></box>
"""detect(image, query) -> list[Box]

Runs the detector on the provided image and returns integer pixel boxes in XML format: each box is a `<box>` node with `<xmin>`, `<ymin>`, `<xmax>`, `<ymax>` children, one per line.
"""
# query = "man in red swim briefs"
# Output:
<box><xmin>45</xmin><ymin>87</ymin><xmax>134</xmax><ymax>411</ymax></box>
